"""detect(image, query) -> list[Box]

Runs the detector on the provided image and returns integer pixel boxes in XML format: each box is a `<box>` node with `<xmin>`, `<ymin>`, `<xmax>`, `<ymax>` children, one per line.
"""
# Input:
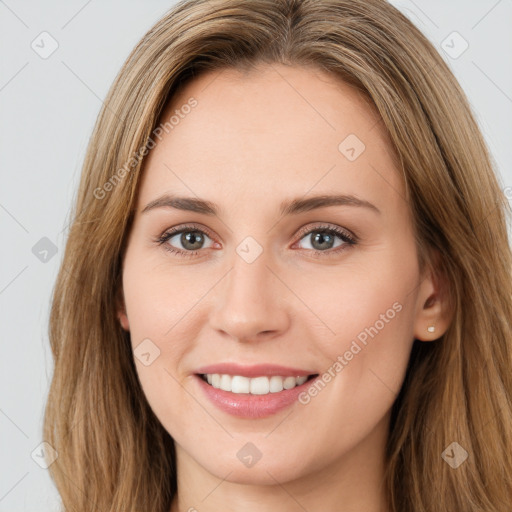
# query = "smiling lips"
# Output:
<box><xmin>194</xmin><ymin>363</ymin><xmax>319</xmax><ymax>418</ymax></box>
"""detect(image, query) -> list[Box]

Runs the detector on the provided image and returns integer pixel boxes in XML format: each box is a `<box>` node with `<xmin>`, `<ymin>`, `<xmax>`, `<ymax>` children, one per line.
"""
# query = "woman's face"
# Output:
<box><xmin>119</xmin><ymin>64</ymin><xmax>436</xmax><ymax>485</ymax></box>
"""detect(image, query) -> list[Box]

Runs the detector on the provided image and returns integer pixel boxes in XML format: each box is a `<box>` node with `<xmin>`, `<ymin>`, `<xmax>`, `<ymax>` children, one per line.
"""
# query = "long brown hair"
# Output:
<box><xmin>43</xmin><ymin>0</ymin><xmax>512</xmax><ymax>510</ymax></box>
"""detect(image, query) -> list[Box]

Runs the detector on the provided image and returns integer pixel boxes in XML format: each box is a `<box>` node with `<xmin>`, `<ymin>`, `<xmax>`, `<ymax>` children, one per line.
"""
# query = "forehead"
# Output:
<box><xmin>137</xmin><ymin>64</ymin><xmax>404</xmax><ymax>216</ymax></box>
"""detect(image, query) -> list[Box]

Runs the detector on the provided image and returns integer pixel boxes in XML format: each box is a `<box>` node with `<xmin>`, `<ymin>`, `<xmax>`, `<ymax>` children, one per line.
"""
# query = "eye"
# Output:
<box><xmin>155</xmin><ymin>224</ymin><xmax>215</xmax><ymax>258</ymax></box>
<box><xmin>293</xmin><ymin>224</ymin><xmax>357</xmax><ymax>256</ymax></box>
<box><xmin>155</xmin><ymin>222</ymin><xmax>357</xmax><ymax>258</ymax></box>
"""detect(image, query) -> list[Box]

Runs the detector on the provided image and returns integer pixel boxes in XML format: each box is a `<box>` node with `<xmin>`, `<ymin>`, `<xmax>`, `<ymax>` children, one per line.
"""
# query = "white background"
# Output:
<box><xmin>1</xmin><ymin>1</ymin><xmax>511</xmax><ymax>510</ymax></box>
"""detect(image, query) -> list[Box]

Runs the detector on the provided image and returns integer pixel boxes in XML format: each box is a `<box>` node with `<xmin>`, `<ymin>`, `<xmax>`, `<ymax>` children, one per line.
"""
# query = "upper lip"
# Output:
<box><xmin>195</xmin><ymin>363</ymin><xmax>317</xmax><ymax>378</ymax></box>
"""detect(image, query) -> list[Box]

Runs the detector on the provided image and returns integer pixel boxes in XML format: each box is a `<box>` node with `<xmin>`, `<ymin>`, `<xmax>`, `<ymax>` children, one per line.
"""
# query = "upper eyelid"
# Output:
<box><xmin>294</xmin><ymin>223</ymin><xmax>355</xmax><ymax>240</ymax></box>
<box><xmin>164</xmin><ymin>223</ymin><xmax>216</xmax><ymax>240</ymax></box>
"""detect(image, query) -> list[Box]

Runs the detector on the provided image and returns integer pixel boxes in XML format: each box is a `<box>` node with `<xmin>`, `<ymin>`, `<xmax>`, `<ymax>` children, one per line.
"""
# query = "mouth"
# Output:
<box><xmin>198</xmin><ymin>373</ymin><xmax>319</xmax><ymax>395</ymax></box>
<box><xmin>193</xmin><ymin>364</ymin><xmax>320</xmax><ymax>418</ymax></box>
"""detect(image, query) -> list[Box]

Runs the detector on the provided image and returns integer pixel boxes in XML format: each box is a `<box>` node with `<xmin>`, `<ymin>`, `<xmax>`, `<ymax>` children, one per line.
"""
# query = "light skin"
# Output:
<box><xmin>117</xmin><ymin>63</ymin><xmax>452</xmax><ymax>512</ymax></box>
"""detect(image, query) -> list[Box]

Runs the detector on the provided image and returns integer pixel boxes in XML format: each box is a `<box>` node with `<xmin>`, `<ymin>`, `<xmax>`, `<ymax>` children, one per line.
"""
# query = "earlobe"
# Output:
<box><xmin>414</xmin><ymin>294</ymin><xmax>446</xmax><ymax>342</ymax></box>
<box><xmin>413</xmin><ymin>250</ymin><xmax>453</xmax><ymax>342</ymax></box>
<box><xmin>118</xmin><ymin>310</ymin><xmax>130</xmax><ymax>331</ymax></box>
<box><xmin>115</xmin><ymin>286</ymin><xmax>130</xmax><ymax>331</ymax></box>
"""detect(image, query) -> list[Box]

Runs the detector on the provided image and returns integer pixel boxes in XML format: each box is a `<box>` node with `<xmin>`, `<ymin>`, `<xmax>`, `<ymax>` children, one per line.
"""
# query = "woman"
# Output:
<box><xmin>43</xmin><ymin>0</ymin><xmax>512</xmax><ymax>511</ymax></box>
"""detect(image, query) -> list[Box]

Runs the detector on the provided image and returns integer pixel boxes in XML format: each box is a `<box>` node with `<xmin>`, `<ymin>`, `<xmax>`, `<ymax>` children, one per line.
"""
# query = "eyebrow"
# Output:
<box><xmin>141</xmin><ymin>193</ymin><xmax>381</xmax><ymax>216</ymax></box>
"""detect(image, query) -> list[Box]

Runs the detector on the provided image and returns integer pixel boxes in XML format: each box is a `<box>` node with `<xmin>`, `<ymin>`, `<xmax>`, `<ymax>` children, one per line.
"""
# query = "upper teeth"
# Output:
<box><xmin>205</xmin><ymin>374</ymin><xmax>309</xmax><ymax>394</ymax></box>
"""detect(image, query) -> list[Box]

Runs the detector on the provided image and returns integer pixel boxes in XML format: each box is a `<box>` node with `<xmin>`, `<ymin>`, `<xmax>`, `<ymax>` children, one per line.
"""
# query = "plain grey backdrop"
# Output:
<box><xmin>1</xmin><ymin>0</ymin><xmax>511</xmax><ymax>510</ymax></box>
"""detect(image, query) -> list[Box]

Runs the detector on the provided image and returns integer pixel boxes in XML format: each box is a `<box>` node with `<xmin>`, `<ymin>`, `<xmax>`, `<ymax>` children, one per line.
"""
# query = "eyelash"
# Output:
<box><xmin>154</xmin><ymin>223</ymin><xmax>357</xmax><ymax>259</ymax></box>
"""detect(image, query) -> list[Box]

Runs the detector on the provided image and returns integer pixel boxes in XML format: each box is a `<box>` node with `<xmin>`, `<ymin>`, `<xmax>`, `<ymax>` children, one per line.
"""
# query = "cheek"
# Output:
<box><xmin>325</xmin><ymin>274</ymin><xmax>415</xmax><ymax>368</ymax></box>
<box><xmin>121</xmin><ymin>257</ymin><xmax>203</xmax><ymax>439</ymax></box>
<box><xmin>122</xmin><ymin>252</ymin><xmax>202</xmax><ymax>349</ymax></box>
<box><xmin>121</xmin><ymin>250</ymin><xmax>231</xmax><ymax>429</ymax></box>
<box><xmin>292</xmin><ymin>248</ymin><xmax>418</xmax><ymax>362</ymax></box>
<box><xmin>292</xmin><ymin>246</ymin><xmax>419</xmax><ymax>424</ymax></box>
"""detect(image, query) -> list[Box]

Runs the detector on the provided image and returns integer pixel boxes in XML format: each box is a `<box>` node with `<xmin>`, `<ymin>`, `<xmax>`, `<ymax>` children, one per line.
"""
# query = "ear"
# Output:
<box><xmin>413</xmin><ymin>248</ymin><xmax>453</xmax><ymax>342</ymax></box>
<box><xmin>115</xmin><ymin>284</ymin><xmax>130</xmax><ymax>332</ymax></box>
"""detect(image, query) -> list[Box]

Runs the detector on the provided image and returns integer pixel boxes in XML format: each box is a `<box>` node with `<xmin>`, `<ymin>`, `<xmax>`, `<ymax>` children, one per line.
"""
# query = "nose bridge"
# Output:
<box><xmin>209</xmin><ymin>241</ymin><xmax>290</xmax><ymax>341</ymax></box>
<box><xmin>229</xmin><ymin>247</ymin><xmax>273</xmax><ymax>306</ymax></box>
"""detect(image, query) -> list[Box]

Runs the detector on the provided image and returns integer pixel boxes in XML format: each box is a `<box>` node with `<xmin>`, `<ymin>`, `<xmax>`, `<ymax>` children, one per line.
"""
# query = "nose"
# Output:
<box><xmin>208</xmin><ymin>250</ymin><xmax>291</xmax><ymax>343</ymax></box>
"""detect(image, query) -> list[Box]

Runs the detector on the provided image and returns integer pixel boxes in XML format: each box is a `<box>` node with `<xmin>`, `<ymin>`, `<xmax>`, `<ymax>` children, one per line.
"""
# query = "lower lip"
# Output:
<box><xmin>194</xmin><ymin>374</ymin><xmax>319</xmax><ymax>419</ymax></box>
